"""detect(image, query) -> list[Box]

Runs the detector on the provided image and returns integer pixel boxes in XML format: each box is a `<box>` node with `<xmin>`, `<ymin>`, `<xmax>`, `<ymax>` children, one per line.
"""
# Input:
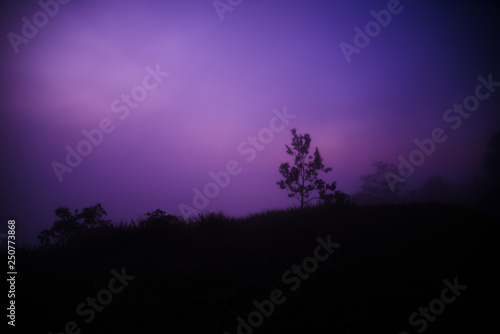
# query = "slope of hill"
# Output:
<box><xmin>10</xmin><ymin>203</ymin><xmax>499</xmax><ymax>333</ymax></box>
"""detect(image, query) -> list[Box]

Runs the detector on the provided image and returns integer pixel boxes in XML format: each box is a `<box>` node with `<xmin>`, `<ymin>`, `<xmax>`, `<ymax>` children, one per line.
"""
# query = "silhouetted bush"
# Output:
<box><xmin>138</xmin><ymin>209</ymin><xmax>182</xmax><ymax>228</ymax></box>
<box><xmin>38</xmin><ymin>203</ymin><xmax>111</xmax><ymax>248</ymax></box>
<box><xmin>333</xmin><ymin>190</ymin><xmax>351</xmax><ymax>205</ymax></box>
<box><xmin>192</xmin><ymin>211</ymin><xmax>235</xmax><ymax>231</ymax></box>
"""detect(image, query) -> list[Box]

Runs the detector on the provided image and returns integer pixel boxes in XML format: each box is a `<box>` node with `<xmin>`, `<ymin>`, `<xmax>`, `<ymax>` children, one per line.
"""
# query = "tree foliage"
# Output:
<box><xmin>356</xmin><ymin>161</ymin><xmax>402</xmax><ymax>204</ymax></box>
<box><xmin>333</xmin><ymin>190</ymin><xmax>351</xmax><ymax>205</ymax></box>
<box><xmin>484</xmin><ymin>131</ymin><xmax>500</xmax><ymax>182</ymax></box>
<box><xmin>481</xmin><ymin>130</ymin><xmax>500</xmax><ymax>204</ymax></box>
<box><xmin>139</xmin><ymin>209</ymin><xmax>181</xmax><ymax>228</ymax></box>
<box><xmin>38</xmin><ymin>203</ymin><xmax>111</xmax><ymax>248</ymax></box>
<box><xmin>277</xmin><ymin>129</ymin><xmax>336</xmax><ymax>209</ymax></box>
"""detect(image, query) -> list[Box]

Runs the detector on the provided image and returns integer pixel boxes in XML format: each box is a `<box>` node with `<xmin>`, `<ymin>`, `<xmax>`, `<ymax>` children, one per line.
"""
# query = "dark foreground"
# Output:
<box><xmin>9</xmin><ymin>203</ymin><xmax>499</xmax><ymax>333</ymax></box>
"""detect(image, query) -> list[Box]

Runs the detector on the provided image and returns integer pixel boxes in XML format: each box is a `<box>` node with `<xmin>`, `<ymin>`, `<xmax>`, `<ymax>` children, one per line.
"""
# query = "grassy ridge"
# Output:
<box><xmin>11</xmin><ymin>203</ymin><xmax>499</xmax><ymax>333</ymax></box>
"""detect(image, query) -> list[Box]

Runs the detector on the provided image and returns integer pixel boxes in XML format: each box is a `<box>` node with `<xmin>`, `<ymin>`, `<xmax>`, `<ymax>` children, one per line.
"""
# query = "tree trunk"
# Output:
<box><xmin>300</xmin><ymin>171</ymin><xmax>305</xmax><ymax>209</ymax></box>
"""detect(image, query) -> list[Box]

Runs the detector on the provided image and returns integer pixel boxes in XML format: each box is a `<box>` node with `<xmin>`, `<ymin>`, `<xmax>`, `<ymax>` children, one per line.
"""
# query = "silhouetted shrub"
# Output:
<box><xmin>139</xmin><ymin>209</ymin><xmax>182</xmax><ymax>228</ymax></box>
<box><xmin>38</xmin><ymin>203</ymin><xmax>111</xmax><ymax>248</ymax></box>
<box><xmin>333</xmin><ymin>190</ymin><xmax>351</xmax><ymax>205</ymax></box>
<box><xmin>192</xmin><ymin>211</ymin><xmax>234</xmax><ymax>231</ymax></box>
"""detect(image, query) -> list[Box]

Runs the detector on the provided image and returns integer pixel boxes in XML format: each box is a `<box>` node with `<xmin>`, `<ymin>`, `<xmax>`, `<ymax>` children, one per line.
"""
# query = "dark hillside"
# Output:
<box><xmin>10</xmin><ymin>203</ymin><xmax>499</xmax><ymax>333</ymax></box>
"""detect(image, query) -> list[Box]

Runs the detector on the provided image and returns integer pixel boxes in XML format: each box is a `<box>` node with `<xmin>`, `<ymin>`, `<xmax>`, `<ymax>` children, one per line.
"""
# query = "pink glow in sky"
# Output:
<box><xmin>1</xmin><ymin>0</ymin><xmax>500</xmax><ymax>244</ymax></box>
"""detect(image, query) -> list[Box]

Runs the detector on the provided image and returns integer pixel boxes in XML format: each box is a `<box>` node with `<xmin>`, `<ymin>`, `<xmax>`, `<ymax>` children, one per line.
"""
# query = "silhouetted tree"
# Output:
<box><xmin>484</xmin><ymin>131</ymin><xmax>500</xmax><ymax>180</ymax></box>
<box><xmin>421</xmin><ymin>176</ymin><xmax>451</xmax><ymax>202</ymax></box>
<box><xmin>355</xmin><ymin>161</ymin><xmax>401</xmax><ymax>204</ymax></box>
<box><xmin>333</xmin><ymin>190</ymin><xmax>351</xmax><ymax>205</ymax></box>
<box><xmin>405</xmin><ymin>175</ymin><xmax>458</xmax><ymax>204</ymax></box>
<box><xmin>38</xmin><ymin>207</ymin><xmax>80</xmax><ymax>248</ymax></box>
<box><xmin>79</xmin><ymin>203</ymin><xmax>111</xmax><ymax>229</ymax></box>
<box><xmin>467</xmin><ymin>176</ymin><xmax>484</xmax><ymax>205</ymax></box>
<box><xmin>140</xmin><ymin>209</ymin><xmax>180</xmax><ymax>228</ymax></box>
<box><xmin>38</xmin><ymin>203</ymin><xmax>111</xmax><ymax>248</ymax></box>
<box><xmin>277</xmin><ymin>129</ymin><xmax>336</xmax><ymax>209</ymax></box>
<box><xmin>462</xmin><ymin>130</ymin><xmax>500</xmax><ymax>208</ymax></box>
<box><xmin>482</xmin><ymin>130</ymin><xmax>500</xmax><ymax>204</ymax></box>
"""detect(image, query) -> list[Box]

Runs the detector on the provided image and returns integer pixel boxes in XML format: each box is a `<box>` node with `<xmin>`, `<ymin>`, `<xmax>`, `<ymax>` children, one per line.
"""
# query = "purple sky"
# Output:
<box><xmin>1</xmin><ymin>0</ymin><xmax>500</xmax><ymax>244</ymax></box>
